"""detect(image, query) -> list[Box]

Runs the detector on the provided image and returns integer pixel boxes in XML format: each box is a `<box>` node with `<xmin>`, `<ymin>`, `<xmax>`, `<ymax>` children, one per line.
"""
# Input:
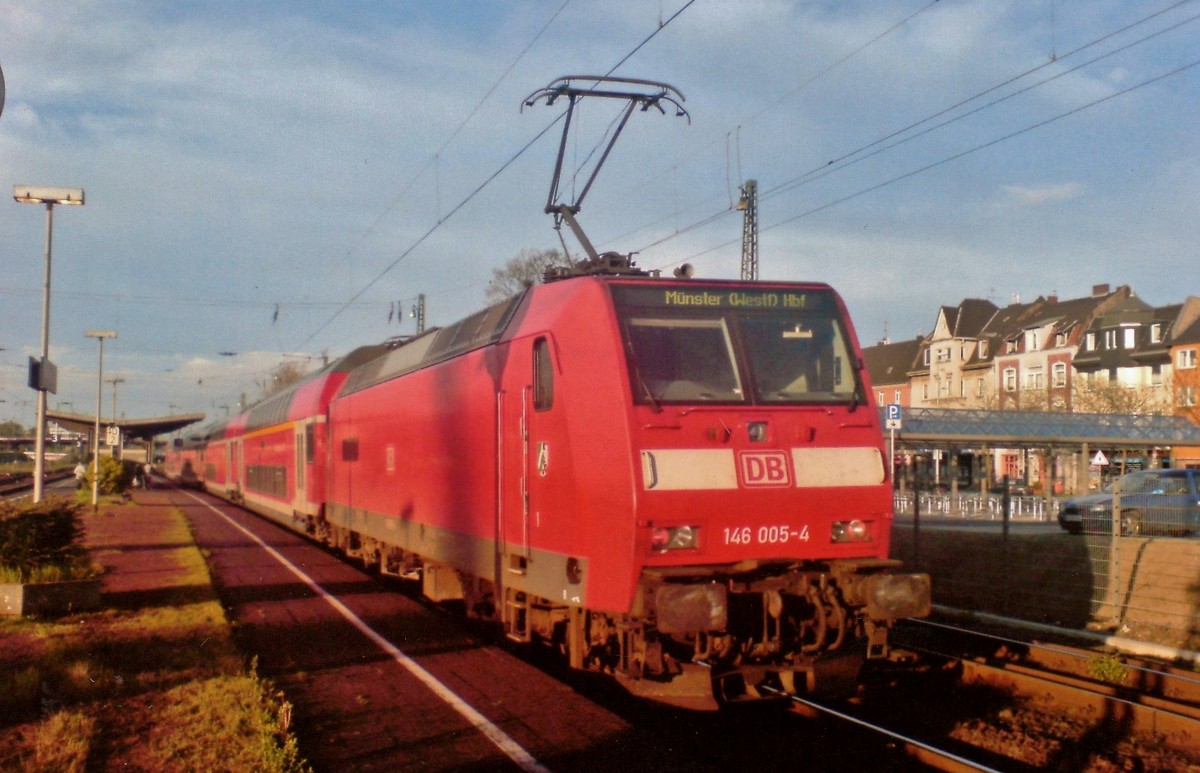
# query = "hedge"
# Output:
<box><xmin>0</xmin><ymin>498</ymin><xmax>89</xmax><ymax>583</ymax></box>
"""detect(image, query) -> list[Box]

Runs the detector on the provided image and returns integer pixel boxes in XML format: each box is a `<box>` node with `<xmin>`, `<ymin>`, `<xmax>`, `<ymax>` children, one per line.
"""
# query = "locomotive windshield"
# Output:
<box><xmin>612</xmin><ymin>284</ymin><xmax>861</xmax><ymax>406</ymax></box>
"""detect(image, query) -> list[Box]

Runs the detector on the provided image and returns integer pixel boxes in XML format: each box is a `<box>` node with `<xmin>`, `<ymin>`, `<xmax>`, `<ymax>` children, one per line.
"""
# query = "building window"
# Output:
<box><xmin>1003</xmin><ymin>368</ymin><xmax>1017</xmax><ymax>392</ymax></box>
<box><xmin>976</xmin><ymin>378</ymin><xmax>985</xmax><ymax>397</ymax></box>
<box><xmin>877</xmin><ymin>390</ymin><xmax>884</xmax><ymax>404</ymax></box>
<box><xmin>1026</xmin><ymin>370</ymin><xmax>1044</xmax><ymax>390</ymax></box>
<box><xmin>1085</xmin><ymin>332</ymin><xmax>1096</xmax><ymax>351</ymax></box>
<box><xmin>936</xmin><ymin>347</ymin><xmax>950</xmax><ymax>362</ymax></box>
<box><xmin>1104</xmin><ymin>330</ymin><xmax>1118</xmax><ymax>349</ymax></box>
<box><xmin>922</xmin><ymin>383</ymin><xmax>929</xmax><ymax>400</ymax></box>
<box><xmin>893</xmin><ymin>389</ymin><xmax>901</xmax><ymax>403</ymax></box>
<box><xmin>1182</xmin><ymin>385</ymin><xmax>1198</xmax><ymax>408</ymax></box>
<box><xmin>923</xmin><ymin>348</ymin><xmax>930</xmax><ymax>366</ymax></box>
<box><xmin>1052</xmin><ymin>362</ymin><xmax>1067</xmax><ymax>388</ymax></box>
<box><xmin>979</xmin><ymin>341</ymin><xmax>989</xmax><ymax>358</ymax></box>
<box><xmin>1151</xmin><ymin>364</ymin><xmax>1163</xmax><ymax>386</ymax></box>
<box><xmin>1055</xmin><ymin>332</ymin><xmax>1067</xmax><ymax>347</ymax></box>
<box><xmin>1150</xmin><ymin>323</ymin><xmax>1162</xmax><ymax>344</ymax></box>
<box><xmin>1179</xmin><ymin>349</ymin><xmax>1197</xmax><ymax>369</ymax></box>
<box><xmin>1123</xmin><ymin>328</ymin><xmax>1136</xmax><ymax>349</ymax></box>
<box><xmin>1025</xmin><ymin>330</ymin><xmax>1040</xmax><ymax>350</ymax></box>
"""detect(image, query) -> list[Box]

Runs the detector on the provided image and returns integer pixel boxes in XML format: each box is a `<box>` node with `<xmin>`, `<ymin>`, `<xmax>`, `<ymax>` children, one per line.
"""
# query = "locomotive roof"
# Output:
<box><xmin>338</xmin><ymin>294</ymin><xmax>525</xmax><ymax>397</ymax></box>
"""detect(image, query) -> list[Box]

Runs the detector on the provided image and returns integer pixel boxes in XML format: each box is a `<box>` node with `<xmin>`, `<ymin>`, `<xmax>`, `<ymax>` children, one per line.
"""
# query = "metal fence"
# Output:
<box><xmin>890</xmin><ymin>492</ymin><xmax>1200</xmax><ymax>654</ymax></box>
<box><xmin>893</xmin><ymin>493</ymin><xmax>1060</xmax><ymax>521</ymax></box>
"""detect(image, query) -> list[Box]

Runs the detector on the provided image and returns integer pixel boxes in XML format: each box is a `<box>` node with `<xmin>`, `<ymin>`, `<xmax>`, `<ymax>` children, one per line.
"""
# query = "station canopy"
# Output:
<box><xmin>883</xmin><ymin>407</ymin><xmax>1200</xmax><ymax>449</ymax></box>
<box><xmin>46</xmin><ymin>409</ymin><xmax>206</xmax><ymax>442</ymax></box>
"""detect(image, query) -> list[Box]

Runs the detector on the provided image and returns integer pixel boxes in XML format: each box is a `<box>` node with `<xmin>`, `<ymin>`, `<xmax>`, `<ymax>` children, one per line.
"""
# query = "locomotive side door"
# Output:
<box><xmin>499</xmin><ymin>340</ymin><xmax>537</xmax><ymax>571</ymax></box>
<box><xmin>497</xmin><ymin>336</ymin><xmax>558</xmax><ymax>634</ymax></box>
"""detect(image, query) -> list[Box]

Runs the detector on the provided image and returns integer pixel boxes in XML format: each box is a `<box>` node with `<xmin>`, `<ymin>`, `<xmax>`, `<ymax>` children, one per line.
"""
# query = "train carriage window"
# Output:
<box><xmin>533</xmin><ymin>337</ymin><xmax>554</xmax><ymax>411</ymax></box>
<box><xmin>625</xmin><ymin>317</ymin><xmax>742</xmax><ymax>403</ymax></box>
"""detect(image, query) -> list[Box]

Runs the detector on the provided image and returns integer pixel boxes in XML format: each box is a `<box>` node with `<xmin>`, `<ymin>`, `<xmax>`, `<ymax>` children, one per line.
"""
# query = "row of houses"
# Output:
<box><xmin>863</xmin><ymin>283</ymin><xmax>1200</xmax><ymax>480</ymax></box>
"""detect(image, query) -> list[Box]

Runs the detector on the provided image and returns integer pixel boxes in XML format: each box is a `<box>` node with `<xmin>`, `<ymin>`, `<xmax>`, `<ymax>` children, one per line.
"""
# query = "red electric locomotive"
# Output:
<box><xmin>315</xmin><ymin>256</ymin><xmax>926</xmax><ymax>707</ymax></box>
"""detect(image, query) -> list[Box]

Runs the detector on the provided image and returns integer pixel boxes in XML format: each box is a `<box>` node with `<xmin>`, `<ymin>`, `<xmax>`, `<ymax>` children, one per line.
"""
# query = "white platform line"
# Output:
<box><xmin>183</xmin><ymin>490</ymin><xmax>552</xmax><ymax>773</ymax></box>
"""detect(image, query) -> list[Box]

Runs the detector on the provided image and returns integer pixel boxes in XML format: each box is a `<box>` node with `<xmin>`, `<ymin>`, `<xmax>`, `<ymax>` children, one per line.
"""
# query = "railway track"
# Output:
<box><xmin>868</xmin><ymin>618</ymin><xmax>1200</xmax><ymax>770</ymax></box>
<box><xmin>0</xmin><ymin>470</ymin><xmax>75</xmax><ymax>499</ymax></box>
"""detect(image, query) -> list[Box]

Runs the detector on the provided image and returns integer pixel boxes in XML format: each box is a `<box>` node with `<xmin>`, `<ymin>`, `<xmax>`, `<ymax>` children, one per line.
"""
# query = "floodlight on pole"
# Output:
<box><xmin>86</xmin><ymin>330</ymin><xmax>116</xmax><ymax>511</ymax></box>
<box><xmin>14</xmin><ymin>185</ymin><xmax>85</xmax><ymax>503</ymax></box>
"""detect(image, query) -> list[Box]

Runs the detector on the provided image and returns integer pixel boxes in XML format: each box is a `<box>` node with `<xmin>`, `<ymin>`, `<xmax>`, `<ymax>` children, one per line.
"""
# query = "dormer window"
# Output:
<box><xmin>1150</xmin><ymin>323</ymin><xmax>1162</xmax><ymax>344</ymax></box>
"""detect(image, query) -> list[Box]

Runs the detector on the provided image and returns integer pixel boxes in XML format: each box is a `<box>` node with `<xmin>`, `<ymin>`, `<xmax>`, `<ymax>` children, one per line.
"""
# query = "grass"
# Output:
<box><xmin>0</xmin><ymin>505</ymin><xmax>309</xmax><ymax>772</ymax></box>
<box><xmin>0</xmin><ymin>561</ymin><xmax>98</xmax><ymax>584</ymax></box>
<box><xmin>1087</xmin><ymin>652</ymin><xmax>1130</xmax><ymax>685</ymax></box>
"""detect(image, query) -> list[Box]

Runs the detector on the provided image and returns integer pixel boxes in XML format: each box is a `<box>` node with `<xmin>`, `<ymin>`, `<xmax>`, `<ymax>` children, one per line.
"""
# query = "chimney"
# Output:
<box><xmin>1047</xmin><ymin>293</ymin><xmax>1058</xmax><ymax>304</ymax></box>
<box><xmin>1092</xmin><ymin>283</ymin><xmax>1110</xmax><ymax>296</ymax></box>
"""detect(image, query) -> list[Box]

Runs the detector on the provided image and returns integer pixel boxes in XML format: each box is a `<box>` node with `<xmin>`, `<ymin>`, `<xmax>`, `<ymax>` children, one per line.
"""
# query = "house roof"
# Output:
<box><xmin>862</xmin><ymin>336</ymin><xmax>922</xmax><ymax>387</ymax></box>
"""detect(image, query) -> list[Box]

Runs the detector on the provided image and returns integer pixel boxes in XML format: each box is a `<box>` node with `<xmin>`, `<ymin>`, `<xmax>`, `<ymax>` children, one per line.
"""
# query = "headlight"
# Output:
<box><xmin>831</xmin><ymin>519</ymin><xmax>870</xmax><ymax>543</ymax></box>
<box><xmin>650</xmin><ymin>525</ymin><xmax>699</xmax><ymax>552</ymax></box>
<box><xmin>1087</xmin><ymin>504</ymin><xmax>1109</xmax><ymax>514</ymax></box>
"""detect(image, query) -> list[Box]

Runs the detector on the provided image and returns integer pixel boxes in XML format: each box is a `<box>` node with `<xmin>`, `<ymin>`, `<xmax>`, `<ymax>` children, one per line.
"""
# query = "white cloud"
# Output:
<box><xmin>1000</xmin><ymin>182</ymin><xmax>1085</xmax><ymax>206</ymax></box>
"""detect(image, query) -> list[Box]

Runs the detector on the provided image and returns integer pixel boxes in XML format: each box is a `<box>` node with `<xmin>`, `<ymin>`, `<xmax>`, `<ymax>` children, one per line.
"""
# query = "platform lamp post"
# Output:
<box><xmin>14</xmin><ymin>185</ymin><xmax>85</xmax><ymax>502</ymax></box>
<box><xmin>86</xmin><ymin>330</ymin><xmax>116</xmax><ymax>511</ymax></box>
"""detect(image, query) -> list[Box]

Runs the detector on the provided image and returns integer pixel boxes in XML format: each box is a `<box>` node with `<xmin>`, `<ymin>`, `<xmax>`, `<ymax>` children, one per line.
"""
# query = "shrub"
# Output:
<box><xmin>80</xmin><ymin>457</ymin><xmax>135</xmax><ymax>496</ymax></box>
<box><xmin>0</xmin><ymin>498</ymin><xmax>91</xmax><ymax>583</ymax></box>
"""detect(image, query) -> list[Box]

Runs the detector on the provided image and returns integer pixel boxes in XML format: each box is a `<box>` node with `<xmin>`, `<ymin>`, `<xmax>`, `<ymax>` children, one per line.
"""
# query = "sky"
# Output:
<box><xmin>1</xmin><ymin>1</ymin><xmax>1197</xmax><ymax>429</ymax></box>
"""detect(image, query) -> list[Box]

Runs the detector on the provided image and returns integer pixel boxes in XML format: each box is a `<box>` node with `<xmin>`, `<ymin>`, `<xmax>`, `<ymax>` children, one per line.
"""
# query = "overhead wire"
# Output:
<box><xmin>596</xmin><ymin>0</ymin><xmax>944</xmax><ymax>251</ymax></box>
<box><xmin>325</xmin><ymin>1</ymin><xmax>574</xmax><ymax>273</ymax></box>
<box><xmin>293</xmin><ymin>0</ymin><xmax>700</xmax><ymax>353</ymax></box>
<box><xmin>759</xmin><ymin>0</ymin><xmax>1200</xmax><ymax>202</ymax></box>
<box><xmin>672</xmin><ymin>55</ymin><xmax>1200</xmax><ymax>265</ymax></box>
<box><xmin>627</xmin><ymin>1</ymin><xmax>1200</xmax><ymax>262</ymax></box>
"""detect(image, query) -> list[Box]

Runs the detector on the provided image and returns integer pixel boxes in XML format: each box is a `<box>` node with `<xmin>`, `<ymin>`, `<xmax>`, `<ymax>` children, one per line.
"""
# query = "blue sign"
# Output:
<box><xmin>885</xmin><ymin>403</ymin><xmax>902</xmax><ymax>430</ymax></box>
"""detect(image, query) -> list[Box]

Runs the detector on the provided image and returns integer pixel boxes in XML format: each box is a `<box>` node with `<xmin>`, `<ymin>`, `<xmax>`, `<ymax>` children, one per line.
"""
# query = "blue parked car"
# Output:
<box><xmin>1057</xmin><ymin>469</ymin><xmax>1200</xmax><ymax>536</ymax></box>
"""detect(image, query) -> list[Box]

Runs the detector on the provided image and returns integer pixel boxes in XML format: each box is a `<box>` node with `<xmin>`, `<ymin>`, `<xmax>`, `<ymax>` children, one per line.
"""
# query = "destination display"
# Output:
<box><xmin>610</xmin><ymin>284</ymin><xmax>836</xmax><ymax>312</ymax></box>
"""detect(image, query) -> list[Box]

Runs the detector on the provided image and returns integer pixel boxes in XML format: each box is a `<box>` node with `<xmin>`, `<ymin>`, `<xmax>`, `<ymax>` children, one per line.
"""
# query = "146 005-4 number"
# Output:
<box><xmin>723</xmin><ymin>524</ymin><xmax>810</xmax><ymax>545</ymax></box>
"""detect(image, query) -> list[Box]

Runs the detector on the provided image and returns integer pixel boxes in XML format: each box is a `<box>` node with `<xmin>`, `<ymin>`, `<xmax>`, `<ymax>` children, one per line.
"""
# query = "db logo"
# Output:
<box><xmin>738</xmin><ymin>451</ymin><xmax>792</xmax><ymax>487</ymax></box>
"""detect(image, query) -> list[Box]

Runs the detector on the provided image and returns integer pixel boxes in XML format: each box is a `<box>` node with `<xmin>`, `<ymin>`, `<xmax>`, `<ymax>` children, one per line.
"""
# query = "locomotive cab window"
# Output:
<box><xmin>741</xmin><ymin>315</ymin><xmax>856</xmax><ymax>403</ymax></box>
<box><xmin>613</xmin><ymin>284</ymin><xmax>863</xmax><ymax>407</ymax></box>
<box><xmin>533</xmin><ymin>337</ymin><xmax>554</xmax><ymax>411</ymax></box>
<box><xmin>624</xmin><ymin>317</ymin><xmax>742</xmax><ymax>403</ymax></box>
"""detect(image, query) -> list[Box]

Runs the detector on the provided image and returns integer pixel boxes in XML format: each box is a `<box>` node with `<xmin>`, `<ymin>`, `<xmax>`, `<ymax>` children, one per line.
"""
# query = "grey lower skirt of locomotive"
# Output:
<box><xmin>604</xmin><ymin>558</ymin><xmax>932</xmax><ymax>709</ymax></box>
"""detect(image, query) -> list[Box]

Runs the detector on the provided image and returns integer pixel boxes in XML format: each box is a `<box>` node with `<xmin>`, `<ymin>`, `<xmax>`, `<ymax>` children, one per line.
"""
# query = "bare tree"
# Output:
<box><xmin>262</xmin><ymin>360</ymin><xmax>310</xmax><ymax>399</ymax></box>
<box><xmin>485</xmin><ymin>248</ymin><xmax>573</xmax><ymax>303</ymax></box>
<box><xmin>1073</xmin><ymin>379</ymin><xmax>1170</xmax><ymax>415</ymax></box>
